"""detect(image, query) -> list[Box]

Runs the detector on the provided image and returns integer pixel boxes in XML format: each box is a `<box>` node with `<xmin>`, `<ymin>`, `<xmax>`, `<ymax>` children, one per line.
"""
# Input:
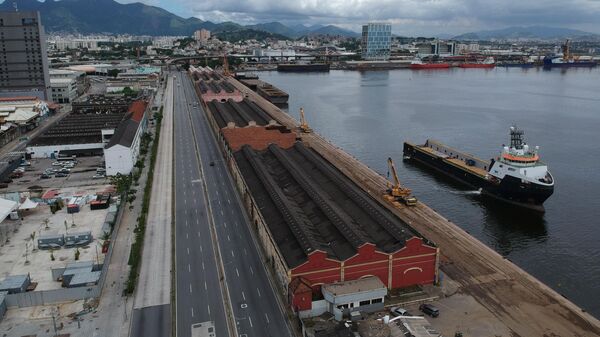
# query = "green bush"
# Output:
<box><xmin>124</xmin><ymin>105</ymin><xmax>163</xmax><ymax>295</ymax></box>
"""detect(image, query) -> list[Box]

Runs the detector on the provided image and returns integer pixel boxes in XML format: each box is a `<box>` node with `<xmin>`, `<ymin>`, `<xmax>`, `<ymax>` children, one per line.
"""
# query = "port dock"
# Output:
<box><xmin>227</xmin><ymin>76</ymin><xmax>600</xmax><ymax>336</ymax></box>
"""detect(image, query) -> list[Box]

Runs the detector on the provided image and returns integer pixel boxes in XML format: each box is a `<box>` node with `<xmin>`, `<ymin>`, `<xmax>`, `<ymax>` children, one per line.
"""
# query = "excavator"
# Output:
<box><xmin>299</xmin><ymin>107</ymin><xmax>312</xmax><ymax>133</ymax></box>
<box><xmin>385</xmin><ymin>157</ymin><xmax>417</xmax><ymax>206</ymax></box>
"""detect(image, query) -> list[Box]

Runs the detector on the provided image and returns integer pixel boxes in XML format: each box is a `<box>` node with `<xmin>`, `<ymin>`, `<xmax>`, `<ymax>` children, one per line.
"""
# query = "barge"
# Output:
<box><xmin>256</xmin><ymin>83</ymin><xmax>289</xmax><ymax>105</ymax></box>
<box><xmin>277</xmin><ymin>63</ymin><xmax>330</xmax><ymax>72</ymax></box>
<box><xmin>403</xmin><ymin>126</ymin><xmax>554</xmax><ymax>211</ymax></box>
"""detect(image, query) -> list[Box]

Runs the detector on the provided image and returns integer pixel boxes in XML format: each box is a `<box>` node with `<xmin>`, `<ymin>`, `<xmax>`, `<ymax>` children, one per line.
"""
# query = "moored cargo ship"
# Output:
<box><xmin>277</xmin><ymin>63</ymin><xmax>330</xmax><ymax>72</ymax></box>
<box><xmin>404</xmin><ymin>126</ymin><xmax>554</xmax><ymax>211</ymax></box>
<box><xmin>459</xmin><ymin>57</ymin><xmax>496</xmax><ymax>68</ymax></box>
<box><xmin>410</xmin><ymin>59</ymin><xmax>450</xmax><ymax>69</ymax></box>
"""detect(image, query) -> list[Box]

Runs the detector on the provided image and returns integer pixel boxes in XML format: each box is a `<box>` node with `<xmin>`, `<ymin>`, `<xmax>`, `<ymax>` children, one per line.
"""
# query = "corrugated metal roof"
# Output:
<box><xmin>0</xmin><ymin>275</ymin><xmax>29</xmax><ymax>289</ymax></box>
<box><xmin>68</xmin><ymin>271</ymin><xmax>101</xmax><ymax>286</ymax></box>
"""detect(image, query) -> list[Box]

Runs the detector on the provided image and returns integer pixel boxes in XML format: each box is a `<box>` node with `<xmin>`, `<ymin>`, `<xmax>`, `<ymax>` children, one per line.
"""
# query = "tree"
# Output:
<box><xmin>107</xmin><ymin>69</ymin><xmax>121</xmax><ymax>78</ymax></box>
<box><xmin>122</xmin><ymin>86</ymin><xmax>135</xmax><ymax>96</ymax></box>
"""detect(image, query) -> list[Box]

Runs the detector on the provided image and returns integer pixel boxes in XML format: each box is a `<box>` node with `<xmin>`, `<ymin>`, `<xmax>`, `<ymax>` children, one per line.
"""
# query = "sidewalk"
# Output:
<box><xmin>134</xmin><ymin>76</ymin><xmax>173</xmax><ymax>309</ymax></box>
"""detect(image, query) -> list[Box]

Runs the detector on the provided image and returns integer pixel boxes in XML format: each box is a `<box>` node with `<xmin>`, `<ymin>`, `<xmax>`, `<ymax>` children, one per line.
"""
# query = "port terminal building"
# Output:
<box><xmin>190</xmin><ymin>67</ymin><xmax>439</xmax><ymax>317</ymax></box>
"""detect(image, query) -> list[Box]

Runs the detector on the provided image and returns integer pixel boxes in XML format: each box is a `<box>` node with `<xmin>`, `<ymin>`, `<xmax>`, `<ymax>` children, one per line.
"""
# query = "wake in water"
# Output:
<box><xmin>449</xmin><ymin>188</ymin><xmax>482</xmax><ymax>196</ymax></box>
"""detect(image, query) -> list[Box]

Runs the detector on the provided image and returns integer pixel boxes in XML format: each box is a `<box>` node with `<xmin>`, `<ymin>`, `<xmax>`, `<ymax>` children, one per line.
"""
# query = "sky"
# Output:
<box><xmin>120</xmin><ymin>0</ymin><xmax>600</xmax><ymax>36</ymax></box>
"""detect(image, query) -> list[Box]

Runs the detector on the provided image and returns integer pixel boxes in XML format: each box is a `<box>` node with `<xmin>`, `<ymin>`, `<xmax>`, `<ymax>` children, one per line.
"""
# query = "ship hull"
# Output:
<box><xmin>403</xmin><ymin>142</ymin><xmax>554</xmax><ymax>211</ymax></box>
<box><xmin>411</xmin><ymin>63</ymin><xmax>450</xmax><ymax>69</ymax></box>
<box><xmin>277</xmin><ymin>64</ymin><xmax>331</xmax><ymax>72</ymax></box>
<box><xmin>459</xmin><ymin>64</ymin><xmax>495</xmax><ymax>68</ymax></box>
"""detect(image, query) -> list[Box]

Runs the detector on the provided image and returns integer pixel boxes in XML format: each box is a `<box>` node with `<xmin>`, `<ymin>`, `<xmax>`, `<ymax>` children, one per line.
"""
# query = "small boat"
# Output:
<box><xmin>460</xmin><ymin>57</ymin><xmax>496</xmax><ymax>69</ymax></box>
<box><xmin>410</xmin><ymin>58</ymin><xmax>450</xmax><ymax>69</ymax></box>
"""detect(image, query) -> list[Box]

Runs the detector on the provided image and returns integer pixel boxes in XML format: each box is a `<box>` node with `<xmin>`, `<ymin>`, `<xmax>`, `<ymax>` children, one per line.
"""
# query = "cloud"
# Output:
<box><xmin>119</xmin><ymin>0</ymin><xmax>600</xmax><ymax>35</ymax></box>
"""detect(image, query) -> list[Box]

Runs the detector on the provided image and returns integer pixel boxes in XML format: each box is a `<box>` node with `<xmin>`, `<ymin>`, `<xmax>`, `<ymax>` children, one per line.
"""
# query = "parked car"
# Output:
<box><xmin>41</xmin><ymin>173</ymin><xmax>51</xmax><ymax>179</ymax></box>
<box><xmin>52</xmin><ymin>162</ymin><xmax>63</xmax><ymax>166</ymax></box>
<box><xmin>92</xmin><ymin>174</ymin><xmax>106</xmax><ymax>179</ymax></box>
<box><xmin>390</xmin><ymin>307</ymin><xmax>411</xmax><ymax>317</ymax></box>
<box><xmin>59</xmin><ymin>168</ymin><xmax>71</xmax><ymax>173</ymax></box>
<box><xmin>419</xmin><ymin>303</ymin><xmax>440</xmax><ymax>317</ymax></box>
<box><xmin>55</xmin><ymin>172</ymin><xmax>68</xmax><ymax>178</ymax></box>
<box><xmin>209</xmin><ymin>161</ymin><xmax>215</xmax><ymax>166</ymax></box>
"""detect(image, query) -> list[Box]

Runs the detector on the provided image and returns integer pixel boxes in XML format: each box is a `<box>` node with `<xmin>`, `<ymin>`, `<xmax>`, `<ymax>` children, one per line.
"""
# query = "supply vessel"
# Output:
<box><xmin>403</xmin><ymin>126</ymin><xmax>554</xmax><ymax>211</ymax></box>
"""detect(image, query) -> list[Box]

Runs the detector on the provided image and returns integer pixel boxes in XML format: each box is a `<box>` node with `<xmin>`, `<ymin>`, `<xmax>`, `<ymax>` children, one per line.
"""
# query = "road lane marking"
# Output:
<box><xmin>205</xmin><ymin>281</ymin><xmax>207</xmax><ymax>290</ymax></box>
<box><xmin>216</xmin><ymin>190</ymin><xmax>219</xmax><ymax>196</ymax></box>
<box><xmin>187</xmin><ymin>247</ymin><xmax>190</xmax><ymax>255</ymax></box>
<box><xmin>227</xmin><ymin>235</ymin><xmax>230</xmax><ymax>241</ymax></box>
<box><xmin>197</xmin><ymin>231</ymin><xmax>200</xmax><ymax>237</ymax></box>
<box><xmin>207</xmin><ymin>304</ymin><xmax>211</xmax><ymax>316</ymax></box>
<box><xmin>188</xmin><ymin>264</ymin><xmax>191</xmax><ymax>272</ymax></box>
<box><xmin>242</xmin><ymin>291</ymin><xmax>245</xmax><ymax>300</ymax></box>
<box><xmin>227</xmin><ymin>198</ymin><xmax>231</xmax><ymax>204</ymax></box>
<box><xmin>199</xmin><ymin>245</ymin><xmax>202</xmax><ymax>252</ymax></box>
<box><xmin>221</xmin><ymin>210</ymin><xmax>224</xmax><ymax>216</ymax></box>
<box><xmin>231</xmin><ymin>250</ymin><xmax>235</xmax><ymax>257</ymax></box>
<box><xmin>218</xmin><ymin>200</ymin><xmax>221</xmax><ymax>206</ymax></box>
<box><xmin>202</xmin><ymin>261</ymin><xmax>205</xmax><ymax>270</ymax></box>
<box><xmin>249</xmin><ymin>316</ymin><xmax>253</xmax><ymax>328</ymax></box>
<box><xmin>250</xmin><ymin>266</ymin><xmax>254</xmax><ymax>275</ymax></box>
<box><xmin>186</xmin><ymin>233</ymin><xmax>188</xmax><ymax>239</ymax></box>
<box><xmin>257</xmin><ymin>288</ymin><xmax>261</xmax><ymax>297</ymax></box>
<box><xmin>236</xmin><ymin>268</ymin><xmax>239</xmax><ymax>277</ymax></box>
<box><xmin>265</xmin><ymin>313</ymin><xmax>270</xmax><ymax>324</ymax></box>
<box><xmin>244</xmin><ymin>248</ymin><xmax>247</xmax><ymax>255</ymax></box>
<box><xmin>224</xmin><ymin>222</ymin><xmax>227</xmax><ymax>228</ymax></box>
<box><xmin>185</xmin><ymin>220</ymin><xmax>188</xmax><ymax>227</ymax></box>
<box><xmin>191</xmin><ymin>308</ymin><xmax>194</xmax><ymax>317</ymax></box>
<box><xmin>189</xmin><ymin>284</ymin><xmax>192</xmax><ymax>293</ymax></box>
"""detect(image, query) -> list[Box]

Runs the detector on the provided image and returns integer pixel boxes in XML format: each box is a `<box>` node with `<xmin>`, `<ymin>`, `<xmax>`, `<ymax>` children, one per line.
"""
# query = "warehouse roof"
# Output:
<box><xmin>322</xmin><ymin>277</ymin><xmax>385</xmax><ymax>297</ymax></box>
<box><xmin>206</xmin><ymin>98</ymin><xmax>274</xmax><ymax>128</ymax></box>
<box><xmin>106</xmin><ymin>116</ymin><xmax>139</xmax><ymax>149</ymax></box>
<box><xmin>234</xmin><ymin>142</ymin><xmax>424</xmax><ymax>268</ymax></box>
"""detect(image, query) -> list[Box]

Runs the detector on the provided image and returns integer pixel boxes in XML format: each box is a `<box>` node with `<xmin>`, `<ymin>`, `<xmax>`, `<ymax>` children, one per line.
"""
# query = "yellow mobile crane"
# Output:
<box><xmin>299</xmin><ymin>107</ymin><xmax>312</xmax><ymax>133</ymax></box>
<box><xmin>385</xmin><ymin>157</ymin><xmax>417</xmax><ymax>206</ymax></box>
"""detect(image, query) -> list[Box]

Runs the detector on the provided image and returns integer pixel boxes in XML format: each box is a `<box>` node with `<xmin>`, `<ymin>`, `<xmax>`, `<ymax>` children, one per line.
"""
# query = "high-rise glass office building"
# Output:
<box><xmin>361</xmin><ymin>23</ymin><xmax>391</xmax><ymax>61</ymax></box>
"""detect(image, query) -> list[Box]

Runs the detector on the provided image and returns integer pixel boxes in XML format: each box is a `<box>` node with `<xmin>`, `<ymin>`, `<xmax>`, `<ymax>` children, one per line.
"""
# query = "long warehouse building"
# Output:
<box><xmin>193</xmin><ymin>68</ymin><xmax>439</xmax><ymax>315</ymax></box>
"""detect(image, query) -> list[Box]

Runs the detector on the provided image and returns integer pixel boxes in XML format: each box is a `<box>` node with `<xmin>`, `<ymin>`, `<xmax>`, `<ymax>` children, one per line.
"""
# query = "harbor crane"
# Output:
<box><xmin>385</xmin><ymin>157</ymin><xmax>417</xmax><ymax>206</ymax></box>
<box><xmin>222</xmin><ymin>53</ymin><xmax>231</xmax><ymax>77</ymax></box>
<box><xmin>299</xmin><ymin>107</ymin><xmax>312</xmax><ymax>133</ymax></box>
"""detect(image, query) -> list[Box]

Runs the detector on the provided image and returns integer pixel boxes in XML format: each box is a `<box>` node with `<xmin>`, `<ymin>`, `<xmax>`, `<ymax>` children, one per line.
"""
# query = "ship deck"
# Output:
<box><xmin>417</xmin><ymin>145</ymin><xmax>489</xmax><ymax>179</ymax></box>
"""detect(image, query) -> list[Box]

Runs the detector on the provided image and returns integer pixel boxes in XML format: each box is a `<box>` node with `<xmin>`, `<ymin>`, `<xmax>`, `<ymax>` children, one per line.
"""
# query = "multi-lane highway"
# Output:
<box><xmin>173</xmin><ymin>70</ymin><xmax>293</xmax><ymax>337</ymax></box>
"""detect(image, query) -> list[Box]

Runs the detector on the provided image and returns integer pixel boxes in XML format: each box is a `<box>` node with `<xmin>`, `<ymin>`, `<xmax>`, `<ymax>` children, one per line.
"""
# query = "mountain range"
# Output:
<box><xmin>0</xmin><ymin>0</ymin><xmax>359</xmax><ymax>38</ymax></box>
<box><xmin>453</xmin><ymin>26</ymin><xmax>600</xmax><ymax>41</ymax></box>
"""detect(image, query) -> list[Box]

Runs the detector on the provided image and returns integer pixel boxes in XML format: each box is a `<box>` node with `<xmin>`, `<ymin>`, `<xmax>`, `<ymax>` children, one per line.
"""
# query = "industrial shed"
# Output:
<box><xmin>232</xmin><ymin>142</ymin><xmax>438</xmax><ymax>314</ymax></box>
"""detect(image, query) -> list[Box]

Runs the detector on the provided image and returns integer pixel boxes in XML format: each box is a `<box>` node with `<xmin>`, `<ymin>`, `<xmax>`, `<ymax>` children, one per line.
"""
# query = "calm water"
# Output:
<box><xmin>260</xmin><ymin>67</ymin><xmax>600</xmax><ymax>318</ymax></box>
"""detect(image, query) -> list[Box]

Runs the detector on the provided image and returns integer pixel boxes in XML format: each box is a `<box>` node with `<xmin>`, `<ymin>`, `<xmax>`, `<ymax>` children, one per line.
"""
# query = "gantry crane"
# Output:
<box><xmin>299</xmin><ymin>107</ymin><xmax>312</xmax><ymax>133</ymax></box>
<box><xmin>385</xmin><ymin>157</ymin><xmax>417</xmax><ymax>206</ymax></box>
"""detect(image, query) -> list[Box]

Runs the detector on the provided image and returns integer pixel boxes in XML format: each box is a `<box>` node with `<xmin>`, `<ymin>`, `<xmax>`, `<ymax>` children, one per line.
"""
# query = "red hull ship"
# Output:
<box><xmin>459</xmin><ymin>63</ymin><xmax>495</xmax><ymax>69</ymax></box>
<box><xmin>411</xmin><ymin>63</ymin><xmax>450</xmax><ymax>69</ymax></box>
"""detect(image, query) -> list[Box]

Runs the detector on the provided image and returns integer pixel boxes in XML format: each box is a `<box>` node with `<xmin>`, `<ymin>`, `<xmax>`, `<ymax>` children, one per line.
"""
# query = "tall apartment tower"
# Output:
<box><xmin>0</xmin><ymin>11</ymin><xmax>51</xmax><ymax>100</ymax></box>
<box><xmin>361</xmin><ymin>23</ymin><xmax>392</xmax><ymax>61</ymax></box>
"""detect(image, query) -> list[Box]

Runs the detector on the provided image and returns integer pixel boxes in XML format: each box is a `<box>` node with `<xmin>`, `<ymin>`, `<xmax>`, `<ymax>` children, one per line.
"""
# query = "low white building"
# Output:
<box><xmin>104</xmin><ymin>101</ymin><xmax>148</xmax><ymax>176</ymax></box>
